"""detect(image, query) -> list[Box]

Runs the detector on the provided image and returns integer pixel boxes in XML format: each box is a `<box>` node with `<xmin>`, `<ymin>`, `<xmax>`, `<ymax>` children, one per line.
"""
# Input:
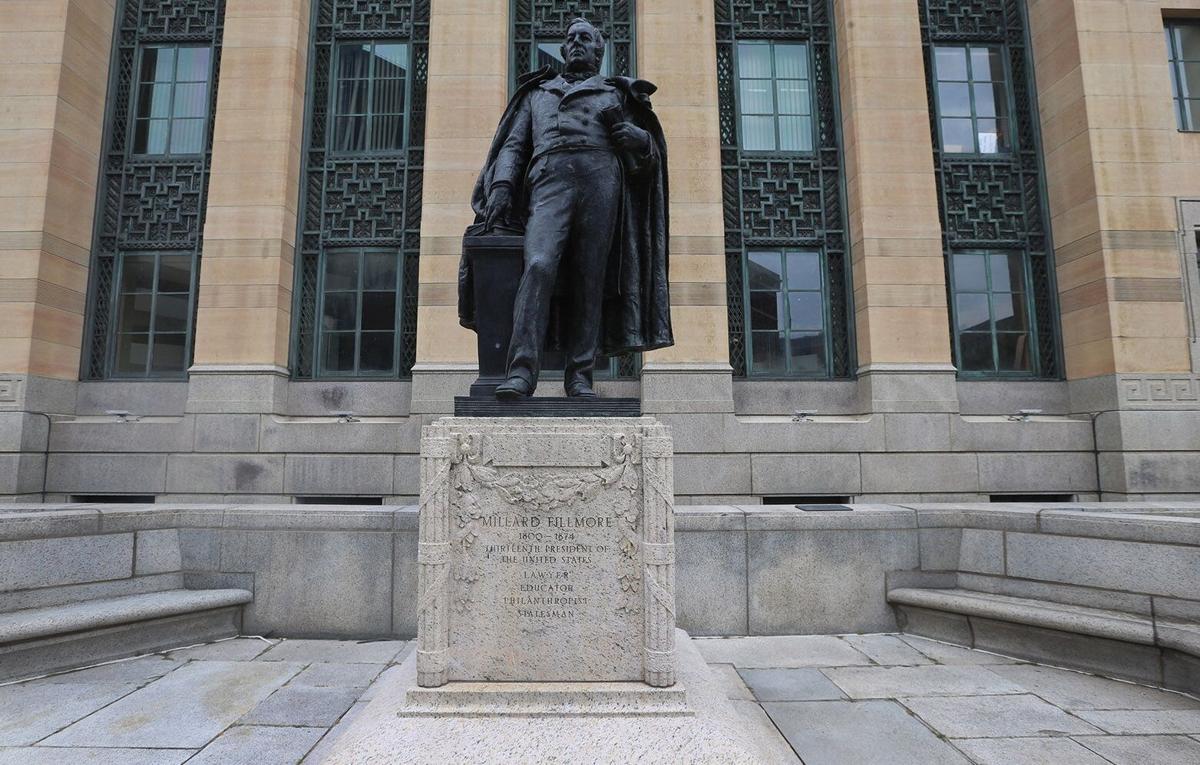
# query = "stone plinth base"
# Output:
<box><xmin>320</xmin><ymin>630</ymin><xmax>776</xmax><ymax>764</ymax></box>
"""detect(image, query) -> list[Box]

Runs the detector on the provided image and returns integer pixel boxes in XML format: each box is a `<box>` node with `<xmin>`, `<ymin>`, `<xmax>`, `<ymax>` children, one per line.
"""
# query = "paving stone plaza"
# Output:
<box><xmin>2</xmin><ymin>634</ymin><xmax>1200</xmax><ymax>764</ymax></box>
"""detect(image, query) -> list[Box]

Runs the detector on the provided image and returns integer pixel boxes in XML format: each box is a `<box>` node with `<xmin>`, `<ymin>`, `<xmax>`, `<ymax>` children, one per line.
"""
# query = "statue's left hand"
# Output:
<box><xmin>611</xmin><ymin>122</ymin><xmax>651</xmax><ymax>154</ymax></box>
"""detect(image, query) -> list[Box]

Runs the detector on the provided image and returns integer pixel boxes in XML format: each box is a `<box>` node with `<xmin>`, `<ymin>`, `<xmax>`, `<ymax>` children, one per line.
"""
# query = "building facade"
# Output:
<box><xmin>2</xmin><ymin>0</ymin><xmax>1200</xmax><ymax>504</ymax></box>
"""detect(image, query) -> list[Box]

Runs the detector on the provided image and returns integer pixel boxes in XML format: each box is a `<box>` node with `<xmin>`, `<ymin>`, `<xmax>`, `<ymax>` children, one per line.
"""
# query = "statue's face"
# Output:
<box><xmin>562</xmin><ymin>22</ymin><xmax>603</xmax><ymax>74</ymax></box>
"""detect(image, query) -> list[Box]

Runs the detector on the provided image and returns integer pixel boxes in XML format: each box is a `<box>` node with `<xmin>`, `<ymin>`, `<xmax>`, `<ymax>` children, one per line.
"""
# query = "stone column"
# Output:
<box><xmin>187</xmin><ymin>0</ymin><xmax>311</xmax><ymax>414</ymax></box>
<box><xmin>637</xmin><ymin>0</ymin><xmax>735</xmax><ymax>415</ymax></box>
<box><xmin>1028</xmin><ymin>0</ymin><xmax>1200</xmax><ymax>497</ymax></box>
<box><xmin>833</xmin><ymin>0</ymin><xmax>957</xmax><ymax>414</ymax></box>
<box><xmin>0</xmin><ymin>0</ymin><xmax>116</xmax><ymax>497</ymax></box>
<box><xmin>409</xmin><ymin>0</ymin><xmax>510</xmax><ymax>414</ymax></box>
<box><xmin>416</xmin><ymin>426</ymin><xmax>453</xmax><ymax>687</ymax></box>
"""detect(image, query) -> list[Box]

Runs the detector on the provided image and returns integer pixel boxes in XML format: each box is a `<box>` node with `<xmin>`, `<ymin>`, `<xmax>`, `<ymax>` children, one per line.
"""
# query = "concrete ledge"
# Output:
<box><xmin>0</xmin><ymin>589</ymin><xmax>252</xmax><ymax>644</ymax></box>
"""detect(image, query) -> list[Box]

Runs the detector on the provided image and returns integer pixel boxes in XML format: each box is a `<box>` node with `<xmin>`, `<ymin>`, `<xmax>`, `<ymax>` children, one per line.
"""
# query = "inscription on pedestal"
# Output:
<box><xmin>417</xmin><ymin>418</ymin><xmax>676</xmax><ymax>688</ymax></box>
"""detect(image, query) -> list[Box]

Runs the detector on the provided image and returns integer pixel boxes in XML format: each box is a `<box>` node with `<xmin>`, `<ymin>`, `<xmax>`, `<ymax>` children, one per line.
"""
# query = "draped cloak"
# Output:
<box><xmin>457</xmin><ymin>67</ymin><xmax>674</xmax><ymax>356</ymax></box>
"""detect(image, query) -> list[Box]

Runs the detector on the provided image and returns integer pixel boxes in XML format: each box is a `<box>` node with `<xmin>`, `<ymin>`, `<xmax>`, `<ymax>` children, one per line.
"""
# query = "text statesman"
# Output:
<box><xmin>458</xmin><ymin>18</ymin><xmax>673</xmax><ymax>399</ymax></box>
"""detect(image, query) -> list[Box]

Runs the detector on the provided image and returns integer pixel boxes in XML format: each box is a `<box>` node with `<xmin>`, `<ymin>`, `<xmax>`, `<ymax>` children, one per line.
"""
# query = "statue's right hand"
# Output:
<box><xmin>485</xmin><ymin>185</ymin><xmax>513</xmax><ymax>231</ymax></box>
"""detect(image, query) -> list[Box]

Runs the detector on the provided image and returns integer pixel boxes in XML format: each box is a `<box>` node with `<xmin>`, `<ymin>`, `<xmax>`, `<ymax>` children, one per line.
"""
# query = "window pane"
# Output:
<box><xmin>322</xmin><ymin>292</ymin><xmax>357</xmax><ymax>331</ymax></box>
<box><xmin>336</xmin><ymin>79</ymin><xmax>369</xmax><ymax>115</ymax></box>
<box><xmin>971</xmin><ymin>47</ymin><xmax>1005</xmax><ymax>81</ymax></box>
<box><xmin>749</xmin><ymin>291</ymin><xmax>783</xmax><ymax>331</ymax></box>
<box><xmin>157</xmin><ymin>255</ymin><xmax>192</xmax><ymax>293</ymax></box>
<box><xmin>776</xmin><ymin>80</ymin><xmax>810</xmax><ymax>115</ymax></box>
<box><xmin>774</xmin><ymin>44</ymin><xmax>808</xmax><ymax>80</ymax></box>
<box><xmin>338</xmin><ymin>44</ymin><xmax>373</xmax><ymax>79</ymax></box>
<box><xmin>958</xmin><ymin>332</ymin><xmax>993</xmax><ymax>371</ymax></box>
<box><xmin>363</xmin><ymin>252</ymin><xmax>398</xmax><ymax>290</ymax></box>
<box><xmin>1187</xmin><ymin>99</ymin><xmax>1200</xmax><ymax>128</ymax></box>
<box><xmin>973</xmin><ymin>83</ymin><xmax>1000</xmax><ymax>117</ymax></box>
<box><xmin>738</xmin><ymin>79</ymin><xmax>774</xmax><ymax>115</ymax></box>
<box><xmin>1176</xmin><ymin>23</ymin><xmax>1200</xmax><ymax>57</ymax></box>
<box><xmin>361</xmin><ymin>291</ymin><xmax>397</xmax><ymax>331</ymax></box>
<box><xmin>374</xmin><ymin>44</ymin><xmax>408</xmax><ymax>72</ymax></box>
<box><xmin>935</xmin><ymin>46</ymin><xmax>968</xmax><ymax>80</ymax></box>
<box><xmin>741</xmin><ymin>116</ymin><xmax>775</xmax><ymax>149</ymax></box>
<box><xmin>115</xmin><ymin>334</ymin><xmax>150</xmax><ymax>374</ymax></box>
<box><xmin>141</xmin><ymin>47</ymin><xmax>174</xmax><ymax>83</ymax></box>
<box><xmin>138</xmin><ymin>84</ymin><xmax>172</xmax><ymax>119</ymax></box>
<box><xmin>747</xmin><ymin>252</ymin><xmax>783</xmax><ymax>290</ymax></box>
<box><xmin>359</xmin><ymin>332</ymin><xmax>395</xmax><ymax>372</ymax></box>
<box><xmin>992</xmin><ymin>292</ymin><xmax>1028</xmax><ymax>332</ymax></box>
<box><xmin>996</xmin><ymin>333</ymin><xmax>1031</xmax><ymax>372</ymax></box>
<box><xmin>321</xmin><ymin>332</ymin><xmax>356</xmax><ymax>373</ymax></box>
<box><xmin>118</xmin><ymin>294</ymin><xmax>153</xmax><ymax>334</ymax></box>
<box><xmin>738</xmin><ymin>43</ymin><xmax>772</xmax><ymax>78</ymax></box>
<box><xmin>1184</xmin><ymin>62</ymin><xmax>1200</xmax><ymax>95</ymax></box>
<box><xmin>750</xmin><ymin>331</ymin><xmax>785</xmax><ymax>375</ymax></box>
<box><xmin>172</xmin><ymin>83</ymin><xmax>208</xmax><ymax>118</ymax></box>
<box><xmin>154</xmin><ymin>293</ymin><xmax>190</xmax><ymax>333</ymax></box>
<box><xmin>324</xmin><ymin>252</ymin><xmax>359</xmax><ymax>291</ymax></box>
<box><xmin>372</xmin><ymin>75</ymin><xmax>406</xmax><ymax>116</ymax></box>
<box><xmin>150</xmin><ymin>333</ymin><xmax>186</xmax><ymax>373</ymax></box>
<box><xmin>778</xmin><ymin>116</ymin><xmax>813</xmax><ymax>152</ymax></box>
<box><xmin>370</xmin><ymin>114</ymin><xmax>405</xmax><ymax>152</ymax></box>
<box><xmin>788</xmin><ymin>292</ymin><xmax>824</xmax><ymax>331</ymax></box>
<box><xmin>941</xmin><ymin>118</ymin><xmax>975</xmax><ymax>153</ymax></box>
<box><xmin>789</xmin><ymin>331</ymin><xmax>825</xmax><ymax>373</ymax></box>
<box><xmin>953</xmin><ymin>253</ymin><xmax>988</xmax><ymax>290</ymax></box>
<box><xmin>175</xmin><ymin>48</ymin><xmax>210</xmax><ymax>82</ymax></box>
<box><xmin>786</xmin><ymin>251</ymin><xmax>821</xmax><ymax>287</ymax></box>
<box><xmin>989</xmin><ymin>251</ymin><xmax>1026</xmax><ymax>292</ymax></box>
<box><xmin>136</xmin><ymin>119</ymin><xmax>169</xmax><ymax>154</ymax></box>
<box><xmin>956</xmin><ymin>293</ymin><xmax>991</xmax><ymax>332</ymax></box>
<box><xmin>976</xmin><ymin>118</ymin><xmax>1002</xmax><ymax>154</ymax></box>
<box><xmin>334</xmin><ymin>116</ymin><xmax>367</xmax><ymax>152</ymax></box>
<box><xmin>536</xmin><ymin>42</ymin><xmax>565</xmax><ymax>70</ymax></box>
<box><xmin>169</xmin><ymin>119</ymin><xmax>205</xmax><ymax>154</ymax></box>
<box><xmin>937</xmin><ymin>82</ymin><xmax>972</xmax><ymax>117</ymax></box>
<box><xmin>121</xmin><ymin>255</ymin><xmax>156</xmax><ymax>292</ymax></box>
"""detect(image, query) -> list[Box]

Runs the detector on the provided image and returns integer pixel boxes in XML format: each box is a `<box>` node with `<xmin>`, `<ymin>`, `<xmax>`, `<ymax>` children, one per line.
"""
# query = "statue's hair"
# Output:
<box><xmin>565</xmin><ymin>17</ymin><xmax>606</xmax><ymax>64</ymax></box>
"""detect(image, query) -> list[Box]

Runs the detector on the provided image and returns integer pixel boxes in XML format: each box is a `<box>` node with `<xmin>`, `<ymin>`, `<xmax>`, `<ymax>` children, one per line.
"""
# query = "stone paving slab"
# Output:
<box><xmin>1074</xmin><ymin>734</ymin><xmax>1200</xmax><ymax>764</ymax></box>
<box><xmin>901</xmin><ymin>693</ymin><xmax>1103</xmax><ymax>738</ymax></box>
<box><xmin>0</xmin><ymin>682</ymin><xmax>138</xmax><ymax>746</ymax></box>
<box><xmin>28</xmin><ymin>655</ymin><xmax>178</xmax><ymax>685</ymax></box>
<box><xmin>737</xmin><ymin>668</ymin><xmax>846</xmax><ymax>701</ymax></box>
<box><xmin>1073</xmin><ymin>709</ymin><xmax>1200</xmax><ymax>734</ymax></box>
<box><xmin>0</xmin><ymin>748</ymin><xmax>194</xmax><ymax>765</ymax></box>
<box><xmin>291</xmin><ymin>662</ymin><xmax>384</xmax><ymax>689</ymax></box>
<box><xmin>897</xmin><ymin>635</ymin><xmax>1019</xmax><ymax>665</ymax></box>
<box><xmin>256</xmin><ymin>639</ymin><xmax>408</xmax><ymax>664</ymax></box>
<box><xmin>951</xmin><ymin>737</ymin><xmax>1110</xmax><ymax>765</ymax></box>
<box><xmin>729</xmin><ymin>699</ymin><xmax>801</xmax><ymax>763</ymax></box>
<box><xmin>707</xmin><ymin>663</ymin><xmax>754</xmax><ymax>700</ymax></box>
<box><xmin>301</xmin><ymin>700</ymin><xmax>369</xmax><ymax>765</ymax></box>
<box><xmin>694</xmin><ymin>635</ymin><xmax>871</xmax><ymax>668</ymax></box>
<box><xmin>42</xmin><ymin>660</ymin><xmax>303</xmax><ymax>749</ymax></box>
<box><xmin>187</xmin><ymin>725</ymin><xmax>325</xmax><ymax>765</ymax></box>
<box><xmin>840</xmin><ymin>634</ymin><xmax>933</xmax><ymax>666</ymax></box>
<box><xmin>823</xmin><ymin>665</ymin><xmax>1024</xmax><ymax>699</ymax></box>
<box><xmin>762</xmin><ymin>700</ymin><xmax>970</xmax><ymax>764</ymax></box>
<box><xmin>164</xmin><ymin>637</ymin><xmax>273</xmax><ymax>662</ymax></box>
<box><xmin>240</xmin><ymin>686</ymin><xmax>361</xmax><ymax>727</ymax></box>
<box><xmin>990</xmin><ymin>663</ymin><xmax>1200</xmax><ymax>711</ymax></box>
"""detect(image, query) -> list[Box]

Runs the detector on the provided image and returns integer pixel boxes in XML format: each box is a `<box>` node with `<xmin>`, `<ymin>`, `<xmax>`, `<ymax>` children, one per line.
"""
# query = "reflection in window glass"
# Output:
<box><xmin>332</xmin><ymin>42</ymin><xmax>409</xmax><ymax>152</ymax></box>
<box><xmin>950</xmin><ymin>251</ymin><xmax>1034</xmax><ymax>375</ymax></box>
<box><xmin>745</xmin><ymin>250</ymin><xmax>828</xmax><ymax>376</ymax></box>
<box><xmin>1166</xmin><ymin>21</ymin><xmax>1200</xmax><ymax>131</ymax></box>
<box><xmin>113</xmin><ymin>252</ymin><xmax>194</xmax><ymax>377</ymax></box>
<box><xmin>318</xmin><ymin>249</ymin><xmax>403</xmax><ymax>376</ymax></box>
<box><xmin>736</xmin><ymin>41</ymin><xmax>813</xmax><ymax>152</ymax></box>
<box><xmin>533</xmin><ymin>40</ymin><xmax>613</xmax><ymax>76</ymax></box>
<box><xmin>132</xmin><ymin>45</ymin><xmax>211</xmax><ymax>155</ymax></box>
<box><xmin>932</xmin><ymin>44</ymin><xmax>1011</xmax><ymax>154</ymax></box>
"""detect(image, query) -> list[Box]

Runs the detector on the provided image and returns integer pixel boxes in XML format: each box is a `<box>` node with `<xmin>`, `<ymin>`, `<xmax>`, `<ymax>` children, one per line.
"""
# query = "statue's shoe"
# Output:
<box><xmin>495</xmin><ymin>377</ymin><xmax>533</xmax><ymax>400</ymax></box>
<box><xmin>565</xmin><ymin>382</ymin><xmax>598</xmax><ymax>398</ymax></box>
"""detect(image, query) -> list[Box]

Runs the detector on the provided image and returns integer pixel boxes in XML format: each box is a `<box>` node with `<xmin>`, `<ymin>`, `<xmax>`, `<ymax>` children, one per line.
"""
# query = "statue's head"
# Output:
<box><xmin>561</xmin><ymin>18</ymin><xmax>605</xmax><ymax>75</ymax></box>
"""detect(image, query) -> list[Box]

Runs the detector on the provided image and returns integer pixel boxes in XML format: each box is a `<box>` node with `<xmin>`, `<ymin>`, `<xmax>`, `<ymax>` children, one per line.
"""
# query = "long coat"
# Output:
<box><xmin>457</xmin><ymin>67</ymin><xmax>674</xmax><ymax>356</ymax></box>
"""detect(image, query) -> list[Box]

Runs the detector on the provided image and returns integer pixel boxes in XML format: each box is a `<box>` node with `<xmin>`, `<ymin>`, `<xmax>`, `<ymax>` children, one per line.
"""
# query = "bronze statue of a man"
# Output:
<box><xmin>458</xmin><ymin>18</ymin><xmax>673</xmax><ymax>399</ymax></box>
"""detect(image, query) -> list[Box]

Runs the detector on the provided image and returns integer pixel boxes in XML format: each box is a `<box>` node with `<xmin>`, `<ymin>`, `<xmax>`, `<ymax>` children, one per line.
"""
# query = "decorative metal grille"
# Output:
<box><xmin>920</xmin><ymin>0</ymin><xmax>1061</xmax><ymax>378</ymax></box>
<box><xmin>293</xmin><ymin>0</ymin><xmax>429</xmax><ymax>379</ymax></box>
<box><xmin>716</xmin><ymin>0</ymin><xmax>853</xmax><ymax>378</ymax></box>
<box><xmin>511</xmin><ymin>0</ymin><xmax>634</xmax><ymax>83</ymax></box>
<box><xmin>82</xmin><ymin>0</ymin><xmax>225</xmax><ymax>380</ymax></box>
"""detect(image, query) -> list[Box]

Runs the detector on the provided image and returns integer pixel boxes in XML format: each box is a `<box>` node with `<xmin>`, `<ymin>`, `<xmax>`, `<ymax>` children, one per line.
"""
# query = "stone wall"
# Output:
<box><xmin>2</xmin><ymin>503</ymin><xmax>1197</xmax><ymax>638</ymax></box>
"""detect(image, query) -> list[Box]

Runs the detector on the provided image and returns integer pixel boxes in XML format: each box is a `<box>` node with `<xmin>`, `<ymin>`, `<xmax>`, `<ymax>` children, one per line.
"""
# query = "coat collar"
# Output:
<box><xmin>538</xmin><ymin>73</ymin><xmax>614</xmax><ymax>98</ymax></box>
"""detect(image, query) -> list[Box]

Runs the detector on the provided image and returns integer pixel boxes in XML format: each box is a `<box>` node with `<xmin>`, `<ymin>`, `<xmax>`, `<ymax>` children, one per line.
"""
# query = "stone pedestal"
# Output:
<box><xmin>416</xmin><ymin>416</ymin><xmax>676</xmax><ymax>687</ymax></box>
